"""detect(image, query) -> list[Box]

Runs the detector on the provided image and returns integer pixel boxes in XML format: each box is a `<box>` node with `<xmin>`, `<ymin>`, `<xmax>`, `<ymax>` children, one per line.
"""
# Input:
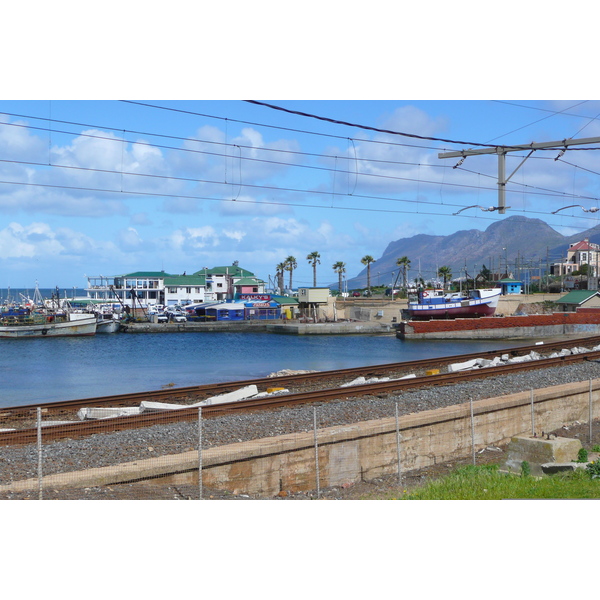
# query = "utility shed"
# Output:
<box><xmin>557</xmin><ymin>289</ymin><xmax>600</xmax><ymax>312</ymax></box>
<box><xmin>498</xmin><ymin>278</ymin><xmax>523</xmax><ymax>295</ymax></box>
<box><xmin>298</xmin><ymin>288</ymin><xmax>330</xmax><ymax>303</ymax></box>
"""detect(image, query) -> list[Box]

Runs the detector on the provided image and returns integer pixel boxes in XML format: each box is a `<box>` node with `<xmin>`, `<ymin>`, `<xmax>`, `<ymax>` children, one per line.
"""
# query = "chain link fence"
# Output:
<box><xmin>0</xmin><ymin>381</ymin><xmax>598</xmax><ymax>499</ymax></box>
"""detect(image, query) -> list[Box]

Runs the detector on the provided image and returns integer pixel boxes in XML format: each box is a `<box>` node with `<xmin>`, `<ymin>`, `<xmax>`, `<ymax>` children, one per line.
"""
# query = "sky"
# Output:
<box><xmin>2</xmin><ymin>4</ymin><xmax>600</xmax><ymax>292</ymax></box>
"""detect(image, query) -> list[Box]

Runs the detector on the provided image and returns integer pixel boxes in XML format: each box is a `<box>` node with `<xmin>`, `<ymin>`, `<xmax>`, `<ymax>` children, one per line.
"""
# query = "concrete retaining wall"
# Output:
<box><xmin>194</xmin><ymin>379</ymin><xmax>597</xmax><ymax>495</ymax></box>
<box><xmin>4</xmin><ymin>378</ymin><xmax>596</xmax><ymax>496</ymax></box>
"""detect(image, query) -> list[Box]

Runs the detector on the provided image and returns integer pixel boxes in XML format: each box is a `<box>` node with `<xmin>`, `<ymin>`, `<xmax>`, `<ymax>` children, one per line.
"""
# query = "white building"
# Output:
<box><xmin>551</xmin><ymin>238</ymin><xmax>600</xmax><ymax>277</ymax></box>
<box><xmin>85</xmin><ymin>265</ymin><xmax>266</xmax><ymax>307</ymax></box>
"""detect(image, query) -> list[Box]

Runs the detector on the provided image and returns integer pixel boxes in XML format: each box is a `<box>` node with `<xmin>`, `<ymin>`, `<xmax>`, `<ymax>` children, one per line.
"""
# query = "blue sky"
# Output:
<box><xmin>2</xmin><ymin>4</ymin><xmax>599</xmax><ymax>290</ymax></box>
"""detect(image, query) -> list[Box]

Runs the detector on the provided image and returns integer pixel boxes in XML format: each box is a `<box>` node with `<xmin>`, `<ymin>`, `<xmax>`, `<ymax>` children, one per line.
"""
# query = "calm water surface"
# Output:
<box><xmin>0</xmin><ymin>332</ymin><xmax>530</xmax><ymax>407</ymax></box>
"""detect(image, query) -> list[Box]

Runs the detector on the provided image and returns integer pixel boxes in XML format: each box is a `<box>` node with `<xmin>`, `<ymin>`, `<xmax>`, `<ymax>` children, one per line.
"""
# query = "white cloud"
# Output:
<box><xmin>0</xmin><ymin>221</ymin><xmax>105</xmax><ymax>258</ymax></box>
<box><xmin>222</xmin><ymin>229</ymin><xmax>246</xmax><ymax>242</ymax></box>
<box><xmin>167</xmin><ymin>226</ymin><xmax>220</xmax><ymax>252</ymax></box>
<box><xmin>117</xmin><ymin>227</ymin><xmax>145</xmax><ymax>252</ymax></box>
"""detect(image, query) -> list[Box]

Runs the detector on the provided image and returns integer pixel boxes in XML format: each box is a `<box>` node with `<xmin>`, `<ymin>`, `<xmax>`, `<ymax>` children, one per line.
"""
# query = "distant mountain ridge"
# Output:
<box><xmin>346</xmin><ymin>215</ymin><xmax>600</xmax><ymax>289</ymax></box>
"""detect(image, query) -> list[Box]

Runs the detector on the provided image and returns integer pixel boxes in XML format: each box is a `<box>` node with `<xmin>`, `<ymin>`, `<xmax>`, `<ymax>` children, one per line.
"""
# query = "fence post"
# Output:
<box><xmin>313</xmin><ymin>406</ymin><xmax>320</xmax><ymax>498</ymax></box>
<box><xmin>37</xmin><ymin>407</ymin><xmax>43</xmax><ymax>500</ymax></box>
<box><xmin>531</xmin><ymin>388</ymin><xmax>535</xmax><ymax>436</ymax></box>
<box><xmin>198</xmin><ymin>406</ymin><xmax>203</xmax><ymax>500</ymax></box>
<box><xmin>395</xmin><ymin>401</ymin><xmax>402</xmax><ymax>485</ymax></box>
<box><xmin>590</xmin><ymin>379</ymin><xmax>593</xmax><ymax>445</ymax></box>
<box><xmin>470</xmin><ymin>397</ymin><xmax>476</xmax><ymax>465</ymax></box>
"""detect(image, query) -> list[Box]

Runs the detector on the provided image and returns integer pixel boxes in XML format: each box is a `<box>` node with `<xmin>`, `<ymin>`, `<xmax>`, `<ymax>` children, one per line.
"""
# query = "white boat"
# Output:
<box><xmin>96</xmin><ymin>314</ymin><xmax>121</xmax><ymax>333</ymax></box>
<box><xmin>0</xmin><ymin>311</ymin><xmax>97</xmax><ymax>338</ymax></box>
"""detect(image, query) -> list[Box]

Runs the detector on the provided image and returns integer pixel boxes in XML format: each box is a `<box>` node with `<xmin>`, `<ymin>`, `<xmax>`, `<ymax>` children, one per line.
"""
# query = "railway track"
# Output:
<box><xmin>2</xmin><ymin>336</ymin><xmax>600</xmax><ymax>446</ymax></box>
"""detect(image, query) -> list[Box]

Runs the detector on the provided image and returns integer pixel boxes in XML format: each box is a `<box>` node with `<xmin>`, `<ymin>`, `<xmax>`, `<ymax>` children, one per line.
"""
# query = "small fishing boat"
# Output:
<box><xmin>403</xmin><ymin>288</ymin><xmax>501</xmax><ymax>321</ymax></box>
<box><xmin>95</xmin><ymin>314</ymin><xmax>121</xmax><ymax>333</ymax></box>
<box><xmin>0</xmin><ymin>310</ymin><xmax>97</xmax><ymax>338</ymax></box>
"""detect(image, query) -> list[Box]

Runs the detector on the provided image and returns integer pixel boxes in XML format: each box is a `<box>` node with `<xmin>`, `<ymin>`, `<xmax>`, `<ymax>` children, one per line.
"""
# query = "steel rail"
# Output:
<box><xmin>2</xmin><ymin>349</ymin><xmax>599</xmax><ymax>446</ymax></box>
<box><xmin>2</xmin><ymin>335</ymin><xmax>598</xmax><ymax>415</ymax></box>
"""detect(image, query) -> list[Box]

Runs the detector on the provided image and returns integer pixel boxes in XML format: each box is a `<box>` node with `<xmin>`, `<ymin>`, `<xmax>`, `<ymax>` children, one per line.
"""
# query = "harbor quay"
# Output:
<box><xmin>122</xmin><ymin>320</ymin><xmax>394</xmax><ymax>335</ymax></box>
<box><xmin>120</xmin><ymin>294</ymin><xmax>560</xmax><ymax>336</ymax></box>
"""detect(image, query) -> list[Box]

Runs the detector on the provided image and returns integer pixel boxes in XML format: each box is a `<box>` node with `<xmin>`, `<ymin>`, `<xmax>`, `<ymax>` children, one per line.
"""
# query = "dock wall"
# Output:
<box><xmin>399</xmin><ymin>312</ymin><xmax>600</xmax><ymax>339</ymax></box>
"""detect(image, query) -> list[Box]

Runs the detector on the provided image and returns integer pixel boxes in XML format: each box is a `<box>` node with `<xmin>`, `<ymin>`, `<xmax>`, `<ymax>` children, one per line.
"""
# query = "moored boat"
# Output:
<box><xmin>403</xmin><ymin>288</ymin><xmax>501</xmax><ymax>321</ymax></box>
<box><xmin>95</xmin><ymin>314</ymin><xmax>121</xmax><ymax>333</ymax></box>
<box><xmin>0</xmin><ymin>311</ymin><xmax>97</xmax><ymax>338</ymax></box>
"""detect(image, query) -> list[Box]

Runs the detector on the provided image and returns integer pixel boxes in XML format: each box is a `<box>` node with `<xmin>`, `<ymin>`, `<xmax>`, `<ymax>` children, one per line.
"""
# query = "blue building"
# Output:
<box><xmin>497</xmin><ymin>278</ymin><xmax>523</xmax><ymax>295</ymax></box>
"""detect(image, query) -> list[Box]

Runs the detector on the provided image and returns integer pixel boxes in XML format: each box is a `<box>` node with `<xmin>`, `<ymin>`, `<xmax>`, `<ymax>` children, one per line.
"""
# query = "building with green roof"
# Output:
<box><xmin>557</xmin><ymin>290</ymin><xmax>600</xmax><ymax>312</ymax></box>
<box><xmin>85</xmin><ymin>264</ymin><xmax>265</xmax><ymax>307</ymax></box>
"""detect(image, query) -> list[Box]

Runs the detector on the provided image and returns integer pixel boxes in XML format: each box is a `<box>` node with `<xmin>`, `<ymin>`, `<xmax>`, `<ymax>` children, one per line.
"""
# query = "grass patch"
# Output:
<box><xmin>390</xmin><ymin>464</ymin><xmax>600</xmax><ymax>500</ymax></box>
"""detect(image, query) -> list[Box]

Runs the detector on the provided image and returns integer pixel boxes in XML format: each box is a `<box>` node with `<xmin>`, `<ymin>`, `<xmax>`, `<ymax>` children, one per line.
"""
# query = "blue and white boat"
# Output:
<box><xmin>403</xmin><ymin>288</ymin><xmax>502</xmax><ymax>321</ymax></box>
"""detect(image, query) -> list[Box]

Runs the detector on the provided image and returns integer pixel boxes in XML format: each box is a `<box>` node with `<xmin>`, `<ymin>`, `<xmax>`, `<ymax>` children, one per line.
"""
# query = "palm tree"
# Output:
<box><xmin>332</xmin><ymin>261</ymin><xmax>346</xmax><ymax>294</ymax></box>
<box><xmin>438</xmin><ymin>266</ymin><xmax>452</xmax><ymax>290</ymax></box>
<box><xmin>396</xmin><ymin>256</ymin><xmax>411</xmax><ymax>292</ymax></box>
<box><xmin>276</xmin><ymin>262</ymin><xmax>286</xmax><ymax>294</ymax></box>
<box><xmin>307</xmin><ymin>251</ymin><xmax>321</xmax><ymax>287</ymax></box>
<box><xmin>284</xmin><ymin>255</ymin><xmax>297</xmax><ymax>291</ymax></box>
<box><xmin>361</xmin><ymin>255</ymin><xmax>376</xmax><ymax>291</ymax></box>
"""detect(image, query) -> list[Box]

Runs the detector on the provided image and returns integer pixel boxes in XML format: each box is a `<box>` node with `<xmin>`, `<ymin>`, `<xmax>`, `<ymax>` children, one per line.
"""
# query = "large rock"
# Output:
<box><xmin>503</xmin><ymin>435</ymin><xmax>583</xmax><ymax>476</ymax></box>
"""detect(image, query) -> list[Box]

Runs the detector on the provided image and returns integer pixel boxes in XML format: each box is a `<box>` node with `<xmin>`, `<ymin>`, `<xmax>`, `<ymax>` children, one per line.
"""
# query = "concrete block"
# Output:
<box><xmin>448</xmin><ymin>359</ymin><xmax>479</xmax><ymax>372</ymax></box>
<box><xmin>140</xmin><ymin>384</ymin><xmax>259</xmax><ymax>412</ymax></box>
<box><xmin>475</xmin><ymin>359</ymin><xmax>493</xmax><ymax>368</ymax></box>
<box><xmin>503</xmin><ymin>435</ymin><xmax>583</xmax><ymax>476</ymax></box>
<box><xmin>341</xmin><ymin>377</ymin><xmax>366</xmax><ymax>387</ymax></box>
<box><xmin>139</xmin><ymin>401</ymin><xmax>187</xmax><ymax>412</ymax></box>
<box><xmin>199</xmin><ymin>384</ymin><xmax>258</xmax><ymax>406</ymax></box>
<box><xmin>507</xmin><ymin>354</ymin><xmax>532</xmax><ymax>364</ymax></box>
<box><xmin>78</xmin><ymin>407</ymin><xmax>143</xmax><ymax>420</ymax></box>
<box><xmin>541</xmin><ymin>463</ymin><xmax>588</xmax><ymax>474</ymax></box>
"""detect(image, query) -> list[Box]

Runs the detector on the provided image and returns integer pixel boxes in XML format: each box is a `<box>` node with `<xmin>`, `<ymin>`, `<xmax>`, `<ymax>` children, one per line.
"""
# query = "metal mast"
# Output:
<box><xmin>438</xmin><ymin>136</ymin><xmax>600</xmax><ymax>214</ymax></box>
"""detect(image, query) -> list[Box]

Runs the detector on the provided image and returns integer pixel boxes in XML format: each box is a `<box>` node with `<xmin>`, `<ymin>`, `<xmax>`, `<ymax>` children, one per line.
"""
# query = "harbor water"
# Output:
<box><xmin>0</xmin><ymin>332</ymin><xmax>532</xmax><ymax>408</ymax></box>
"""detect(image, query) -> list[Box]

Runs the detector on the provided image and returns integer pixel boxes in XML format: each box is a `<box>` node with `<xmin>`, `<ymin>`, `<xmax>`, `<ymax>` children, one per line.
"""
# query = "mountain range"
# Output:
<box><xmin>345</xmin><ymin>215</ymin><xmax>600</xmax><ymax>289</ymax></box>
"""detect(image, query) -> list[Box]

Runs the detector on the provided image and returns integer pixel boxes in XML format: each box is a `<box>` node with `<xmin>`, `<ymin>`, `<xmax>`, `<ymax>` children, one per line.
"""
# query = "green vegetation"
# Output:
<box><xmin>587</xmin><ymin>460</ymin><xmax>600</xmax><ymax>479</ymax></box>
<box><xmin>381</xmin><ymin>465</ymin><xmax>600</xmax><ymax>500</ymax></box>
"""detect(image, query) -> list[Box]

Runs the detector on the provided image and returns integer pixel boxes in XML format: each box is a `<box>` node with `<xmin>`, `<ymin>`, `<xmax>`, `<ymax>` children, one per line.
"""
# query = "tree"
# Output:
<box><xmin>479</xmin><ymin>264</ymin><xmax>492</xmax><ymax>283</ymax></box>
<box><xmin>284</xmin><ymin>256</ymin><xmax>297</xmax><ymax>291</ymax></box>
<box><xmin>396</xmin><ymin>256</ymin><xmax>411</xmax><ymax>291</ymax></box>
<box><xmin>307</xmin><ymin>251</ymin><xmax>321</xmax><ymax>287</ymax></box>
<box><xmin>438</xmin><ymin>266</ymin><xmax>452</xmax><ymax>290</ymax></box>
<box><xmin>332</xmin><ymin>261</ymin><xmax>346</xmax><ymax>293</ymax></box>
<box><xmin>275</xmin><ymin>262</ymin><xmax>286</xmax><ymax>294</ymax></box>
<box><xmin>361</xmin><ymin>255</ymin><xmax>376</xmax><ymax>290</ymax></box>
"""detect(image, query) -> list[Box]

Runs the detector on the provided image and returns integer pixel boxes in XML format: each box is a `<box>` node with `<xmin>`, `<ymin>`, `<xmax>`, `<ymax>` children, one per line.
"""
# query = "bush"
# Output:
<box><xmin>586</xmin><ymin>460</ymin><xmax>600</xmax><ymax>480</ymax></box>
<box><xmin>521</xmin><ymin>461</ymin><xmax>531</xmax><ymax>477</ymax></box>
<box><xmin>576</xmin><ymin>448</ymin><xmax>589</xmax><ymax>463</ymax></box>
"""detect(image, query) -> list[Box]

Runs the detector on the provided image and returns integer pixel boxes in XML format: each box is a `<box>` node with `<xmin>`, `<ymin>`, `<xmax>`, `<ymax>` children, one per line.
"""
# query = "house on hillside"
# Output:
<box><xmin>551</xmin><ymin>238</ymin><xmax>600</xmax><ymax>278</ymax></box>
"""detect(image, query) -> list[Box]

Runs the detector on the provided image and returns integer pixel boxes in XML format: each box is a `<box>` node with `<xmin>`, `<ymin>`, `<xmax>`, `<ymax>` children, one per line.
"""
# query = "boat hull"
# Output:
<box><xmin>96</xmin><ymin>319</ymin><xmax>120</xmax><ymax>334</ymax></box>
<box><xmin>405</xmin><ymin>289</ymin><xmax>501</xmax><ymax>321</ymax></box>
<box><xmin>0</xmin><ymin>315</ymin><xmax>97</xmax><ymax>338</ymax></box>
